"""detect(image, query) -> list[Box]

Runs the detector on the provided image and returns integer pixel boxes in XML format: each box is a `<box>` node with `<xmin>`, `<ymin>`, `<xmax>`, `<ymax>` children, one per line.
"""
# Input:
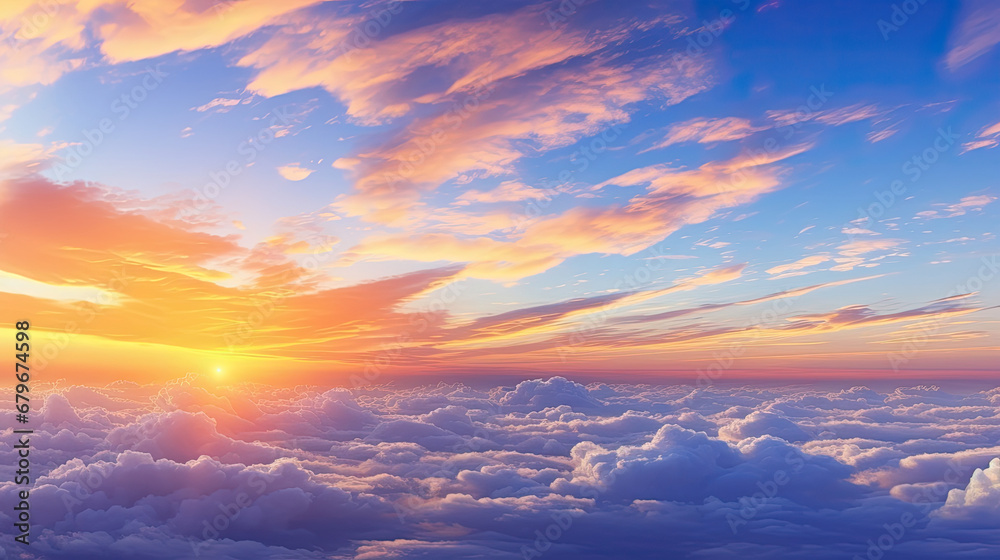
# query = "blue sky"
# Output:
<box><xmin>0</xmin><ymin>0</ymin><xmax>997</xmax><ymax>382</ymax></box>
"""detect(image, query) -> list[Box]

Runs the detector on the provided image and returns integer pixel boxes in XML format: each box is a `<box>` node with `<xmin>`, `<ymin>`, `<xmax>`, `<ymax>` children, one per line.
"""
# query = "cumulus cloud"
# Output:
<box><xmin>2</xmin><ymin>377</ymin><xmax>1000</xmax><ymax>558</ymax></box>
<box><xmin>937</xmin><ymin>458</ymin><xmax>1000</xmax><ymax>519</ymax></box>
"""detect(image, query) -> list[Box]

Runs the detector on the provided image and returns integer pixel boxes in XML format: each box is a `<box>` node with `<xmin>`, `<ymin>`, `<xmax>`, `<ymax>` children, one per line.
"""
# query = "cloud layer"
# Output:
<box><xmin>3</xmin><ymin>377</ymin><xmax>1000</xmax><ymax>558</ymax></box>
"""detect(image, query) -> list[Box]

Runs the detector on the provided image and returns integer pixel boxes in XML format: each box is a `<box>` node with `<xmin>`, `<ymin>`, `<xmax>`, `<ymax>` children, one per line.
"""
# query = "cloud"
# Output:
<box><xmin>937</xmin><ymin>458</ymin><xmax>1000</xmax><ymax>519</ymax></box>
<box><xmin>945</xmin><ymin>0</ymin><xmax>1000</xmax><ymax>70</ymax></box>
<box><xmin>97</xmin><ymin>0</ymin><xmax>325</xmax><ymax>64</ymax></box>
<box><xmin>333</xmin><ymin>53</ymin><xmax>712</xmax><ymax>222</ymax></box>
<box><xmin>719</xmin><ymin>411</ymin><xmax>812</xmax><ymax>443</ymax></box>
<box><xmin>915</xmin><ymin>195</ymin><xmax>996</xmax><ymax>219</ymax></box>
<box><xmin>766</xmin><ymin>103</ymin><xmax>883</xmax><ymax>128</ymax></box>
<box><xmin>277</xmin><ymin>164</ymin><xmax>316</xmax><ymax>181</ymax></box>
<box><xmin>495</xmin><ymin>143</ymin><xmax>812</xmax><ymax>263</ymax></box>
<box><xmin>867</xmin><ymin>126</ymin><xmax>899</xmax><ymax>143</ymax></box>
<box><xmin>192</xmin><ymin>97</ymin><xmax>250</xmax><ymax>113</ymax></box>
<box><xmin>454</xmin><ymin>181</ymin><xmax>549</xmax><ymax>205</ymax></box>
<box><xmin>422</xmin><ymin>264</ymin><xmax>746</xmax><ymax>350</ymax></box>
<box><xmin>836</xmin><ymin>238</ymin><xmax>903</xmax><ymax>257</ymax></box>
<box><xmin>766</xmin><ymin>255</ymin><xmax>831</xmax><ymax>276</ymax></box>
<box><xmin>5</xmin><ymin>176</ymin><xmax>980</xmax><ymax>374</ymax></box>
<box><xmin>0</xmin><ymin>176</ymin><xmax>469</xmax><ymax>369</ymax></box>
<box><xmin>0</xmin><ymin>0</ymin><xmax>323</xmax><ymax>91</ymax></box>
<box><xmin>645</xmin><ymin>103</ymin><xmax>888</xmax><ymax>155</ymax></box>
<box><xmin>645</xmin><ymin>116</ymin><xmax>762</xmax><ymax>150</ymax></box>
<box><xmin>811</xmin><ymin>103</ymin><xmax>883</xmax><ymax>126</ymax></box>
<box><xmin>231</xmin><ymin>2</ymin><xmax>712</xmax><ymax>223</ymax></box>
<box><xmin>786</xmin><ymin>295</ymin><xmax>985</xmax><ymax>334</ymax></box>
<box><xmin>499</xmin><ymin>376</ymin><xmax>604</xmax><ymax>410</ymax></box>
<box><xmin>5</xmin><ymin>377</ymin><xmax>1000</xmax><ymax>557</ymax></box>
<box><xmin>961</xmin><ymin>119</ymin><xmax>1000</xmax><ymax>153</ymax></box>
<box><xmin>0</xmin><ymin>138</ymin><xmax>53</xmax><ymax>177</ymax></box>
<box><xmin>239</xmin><ymin>3</ymin><xmax>681</xmax><ymax>123</ymax></box>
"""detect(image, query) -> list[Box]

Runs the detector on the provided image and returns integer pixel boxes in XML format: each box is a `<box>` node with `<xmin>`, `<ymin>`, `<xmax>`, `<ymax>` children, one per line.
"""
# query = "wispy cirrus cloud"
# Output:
<box><xmin>641</xmin><ymin>103</ymin><xmax>894</xmax><ymax>154</ymax></box>
<box><xmin>961</xmin><ymin>119</ymin><xmax>1000</xmax><ymax>153</ymax></box>
<box><xmin>332</xmin><ymin>54</ymin><xmax>714</xmax><ymax>222</ymax></box>
<box><xmin>643</xmin><ymin>116</ymin><xmax>762</xmax><ymax>151</ymax></box>
<box><xmin>945</xmin><ymin>0</ymin><xmax>1000</xmax><ymax>70</ymax></box>
<box><xmin>341</xmin><ymin>144</ymin><xmax>807</xmax><ymax>280</ymax></box>
<box><xmin>915</xmin><ymin>195</ymin><xmax>996</xmax><ymax>219</ymax></box>
<box><xmin>436</xmin><ymin>263</ymin><xmax>747</xmax><ymax>348</ymax></box>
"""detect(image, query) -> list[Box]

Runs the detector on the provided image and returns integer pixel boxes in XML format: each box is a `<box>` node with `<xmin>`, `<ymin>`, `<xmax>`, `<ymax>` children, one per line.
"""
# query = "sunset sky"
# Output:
<box><xmin>1</xmin><ymin>0</ymin><xmax>998</xmax><ymax>385</ymax></box>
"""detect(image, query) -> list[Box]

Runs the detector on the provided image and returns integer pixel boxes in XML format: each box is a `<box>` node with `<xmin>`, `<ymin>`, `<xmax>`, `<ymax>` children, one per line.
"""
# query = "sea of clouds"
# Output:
<box><xmin>3</xmin><ymin>375</ymin><xmax>1000</xmax><ymax>559</ymax></box>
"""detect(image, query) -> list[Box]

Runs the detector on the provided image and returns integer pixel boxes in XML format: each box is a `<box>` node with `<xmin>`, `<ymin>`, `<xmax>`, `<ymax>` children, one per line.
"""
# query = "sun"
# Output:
<box><xmin>214</xmin><ymin>367</ymin><xmax>224</xmax><ymax>378</ymax></box>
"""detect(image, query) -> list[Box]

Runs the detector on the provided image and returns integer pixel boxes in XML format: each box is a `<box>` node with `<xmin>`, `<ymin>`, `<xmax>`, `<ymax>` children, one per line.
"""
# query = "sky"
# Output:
<box><xmin>0</xmin><ymin>0</ymin><xmax>998</xmax><ymax>386</ymax></box>
<box><xmin>4</xmin><ymin>2</ymin><xmax>1000</xmax><ymax>558</ymax></box>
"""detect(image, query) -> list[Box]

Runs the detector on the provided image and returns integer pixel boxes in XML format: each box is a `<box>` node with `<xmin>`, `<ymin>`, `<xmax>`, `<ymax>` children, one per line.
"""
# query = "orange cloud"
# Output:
<box><xmin>239</xmin><ymin>4</ymin><xmax>631</xmax><ymax>123</ymax></box>
<box><xmin>234</xmin><ymin>3</ymin><xmax>712</xmax><ymax>223</ymax></box>
<box><xmin>98</xmin><ymin>0</ymin><xmax>323</xmax><ymax>62</ymax></box>
<box><xmin>433</xmin><ymin>264</ymin><xmax>746</xmax><ymax>349</ymax></box>
<box><xmin>766</xmin><ymin>255</ymin><xmax>832</xmax><ymax>277</ymax></box>
<box><xmin>836</xmin><ymin>238</ymin><xmax>903</xmax><ymax>257</ymax></box>
<box><xmin>341</xmin><ymin>143</ymin><xmax>807</xmax><ymax>281</ymax></box>
<box><xmin>333</xmin><ymin>54</ymin><xmax>713</xmax><ymax>223</ymax></box>
<box><xmin>277</xmin><ymin>164</ymin><xmax>315</xmax><ymax>181</ymax></box>
<box><xmin>645</xmin><ymin>116</ymin><xmax>762</xmax><ymax>151</ymax></box>
<box><xmin>0</xmin><ymin>0</ymin><xmax>321</xmax><ymax>91</ymax></box>
<box><xmin>961</xmin><ymin>119</ymin><xmax>1000</xmax><ymax>153</ymax></box>
<box><xmin>0</xmin><ymin>177</ymin><xmax>465</xmax><ymax>378</ymax></box>
<box><xmin>455</xmin><ymin>181</ymin><xmax>549</xmax><ymax>205</ymax></box>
